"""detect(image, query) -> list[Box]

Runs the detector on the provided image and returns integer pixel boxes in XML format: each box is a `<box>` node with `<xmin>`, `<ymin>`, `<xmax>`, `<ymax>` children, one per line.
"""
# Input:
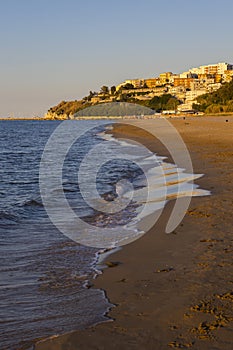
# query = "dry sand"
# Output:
<box><xmin>36</xmin><ymin>116</ymin><xmax>233</xmax><ymax>350</ymax></box>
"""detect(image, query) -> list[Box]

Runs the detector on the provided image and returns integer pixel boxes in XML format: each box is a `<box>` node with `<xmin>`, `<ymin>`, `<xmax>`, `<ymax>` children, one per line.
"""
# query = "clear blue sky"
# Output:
<box><xmin>1</xmin><ymin>0</ymin><xmax>233</xmax><ymax>117</ymax></box>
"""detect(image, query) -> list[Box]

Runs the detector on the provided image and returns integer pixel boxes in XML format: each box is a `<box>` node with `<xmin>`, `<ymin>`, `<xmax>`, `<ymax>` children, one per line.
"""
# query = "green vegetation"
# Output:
<box><xmin>193</xmin><ymin>79</ymin><xmax>233</xmax><ymax>113</ymax></box>
<box><xmin>110</xmin><ymin>86</ymin><xmax>116</xmax><ymax>95</ymax></box>
<box><xmin>48</xmin><ymin>92</ymin><xmax>181</xmax><ymax>117</ymax></box>
<box><xmin>120</xmin><ymin>83</ymin><xmax>134</xmax><ymax>90</ymax></box>
<box><xmin>100</xmin><ymin>86</ymin><xmax>109</xmax><ymax>94</ymax></box>
<box><xmin>144</xmin><ymin>94</ymin><xmax>180</xmax><ymax>111</ymax></box>
<box><xmin>116</xmin><ymin>93</ymin><xmax>181</xmax><ymax>111</ymax></box>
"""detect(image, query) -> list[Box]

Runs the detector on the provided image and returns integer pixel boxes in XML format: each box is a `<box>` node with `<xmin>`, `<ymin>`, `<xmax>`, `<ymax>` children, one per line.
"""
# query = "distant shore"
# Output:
<box><xmin>1</xmin><ymin>112</ymin><xmax>233</xmax><ymax>121</ymax></box>
<box><xmin>36</xmin><ymin>116</ymin><xmax>233</xmax><ymax>350</ymax></box>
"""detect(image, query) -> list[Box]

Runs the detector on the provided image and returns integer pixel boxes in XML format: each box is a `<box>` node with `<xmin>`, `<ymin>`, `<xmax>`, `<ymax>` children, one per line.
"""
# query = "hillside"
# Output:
<box><xmin>45</xmin><ymin>62</ymin><xmax>233</xmax><ymax>118</ymax></box>
<box><xmin>46</xmin><ymin>93</ymin><xmax>181</xmax><ymax>119</ymax></box>
<box><xmin>48</xmin><ymin>100</ymin><xmax>90</xmax><ymax>116</ymax></box>
<box><xmin>193</xmin><ymin>79</ymin><xmax>233</xmax><ymax>113</ymax></box>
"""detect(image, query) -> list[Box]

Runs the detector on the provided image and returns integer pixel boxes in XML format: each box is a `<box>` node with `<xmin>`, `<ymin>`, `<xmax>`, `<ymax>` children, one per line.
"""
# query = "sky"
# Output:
<box><xmin>0</xmin><ymin>0</ymin><xmax>233</xmax><ymax>117</ymax></box>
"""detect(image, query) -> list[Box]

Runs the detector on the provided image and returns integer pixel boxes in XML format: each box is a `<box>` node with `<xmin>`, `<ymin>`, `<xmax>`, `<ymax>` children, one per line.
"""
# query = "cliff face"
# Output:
<box><xmin>45</xmin><ymin>99</ymin><xmax>90</xmax><ymax>119</ymax></box>
<box><xmin>43</xmin><ymin>111</ymin><xmax>70</xmax><ymax>120</ymax></box>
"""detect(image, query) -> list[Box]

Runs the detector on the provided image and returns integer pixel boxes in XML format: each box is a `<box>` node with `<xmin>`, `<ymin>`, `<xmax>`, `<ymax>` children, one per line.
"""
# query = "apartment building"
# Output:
<box><xmin>145</xmin><ymin>78</ymin><xmax>158</xmax><ymax>88</ymax></box>
<box><xmin>115</xmin><ymin>62</ymin><xmax>233</xmax><ymax>109</ymax></box>
<box><xmin>173</xmin><ymin>77</ymin><xmax>195</xmax><ymax>89</ymax></box>
<box><xmin>185</xmin><ymin>90</ymin><xmax>207</xmax><ymax>102</ymax></box>
<box><xmin>189</xmin><ymin>62</ymin><xmax>233</xmax><ymax>76</ymax></box>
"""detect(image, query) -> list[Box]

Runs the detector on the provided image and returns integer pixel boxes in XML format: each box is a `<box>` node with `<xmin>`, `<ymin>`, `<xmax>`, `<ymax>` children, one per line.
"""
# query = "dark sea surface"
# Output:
<box><xmin>0</xmin><ymin>120</ymin><xmax>116</xmax><ymax>350</ymax></box>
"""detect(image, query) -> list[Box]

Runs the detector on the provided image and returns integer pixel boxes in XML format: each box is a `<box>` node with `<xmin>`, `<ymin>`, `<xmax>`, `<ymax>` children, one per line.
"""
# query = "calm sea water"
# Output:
<box><xmin>0</xmin><ymin>120</ymin><xmax>115</xmax><ymax>350</ymax></box>
<box><xmin>0</xmin><ymin>120</ymin><xmax>209</xmax><ymax>349</ymax></box>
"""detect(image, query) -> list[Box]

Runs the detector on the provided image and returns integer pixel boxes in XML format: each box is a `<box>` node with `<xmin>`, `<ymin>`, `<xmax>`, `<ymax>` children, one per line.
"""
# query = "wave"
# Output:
<box><xmin>21</xmin><ymin>198</ymin><xmax>43</xmax><ymax>207</ymax></box>
<box><xmin>0</xmin><ymin>210</ymin><xmax>19</xmax><ymax>223</ymax></box>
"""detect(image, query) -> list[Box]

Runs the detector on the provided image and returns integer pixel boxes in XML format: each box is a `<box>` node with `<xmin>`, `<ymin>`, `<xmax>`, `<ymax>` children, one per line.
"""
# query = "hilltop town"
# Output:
<box><xmin>45</xmin><ymin>62</ymin><xmax>233</xmax><ymax>119</ymax></box>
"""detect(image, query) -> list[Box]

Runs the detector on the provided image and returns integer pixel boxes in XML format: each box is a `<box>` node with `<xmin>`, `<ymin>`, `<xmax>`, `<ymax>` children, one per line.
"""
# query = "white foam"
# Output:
<box><xmin>82</xmin><ymin>125</ymin><xmax>211</xmax><ymax>247</ymax></box>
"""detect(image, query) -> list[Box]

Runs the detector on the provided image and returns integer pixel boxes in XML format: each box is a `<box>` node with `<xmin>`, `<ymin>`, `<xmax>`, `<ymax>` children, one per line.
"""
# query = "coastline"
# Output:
<box><xmin>1</xmin><ymin>112</ymin><xmax>233</xmax><ymax>121</ymax></box>
<box><xmin>36</xmin><ymin>116</ymin><xmax>233</xmax><ymax>350</ymax></box>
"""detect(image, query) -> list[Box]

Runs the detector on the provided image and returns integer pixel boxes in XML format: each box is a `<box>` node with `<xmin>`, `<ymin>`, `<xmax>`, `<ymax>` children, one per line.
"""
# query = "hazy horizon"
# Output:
<box><xmin>1</xmin><ymin>0</ymin><xmax>233</xmax><ymax>117</ymax></box>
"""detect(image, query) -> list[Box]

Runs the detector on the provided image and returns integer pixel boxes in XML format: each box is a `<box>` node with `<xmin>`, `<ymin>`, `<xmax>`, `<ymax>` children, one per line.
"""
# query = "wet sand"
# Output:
<box><xmin>36</xmin><ymin>116</ymin><xmax>233</xmax><ymax>350</ymax></box>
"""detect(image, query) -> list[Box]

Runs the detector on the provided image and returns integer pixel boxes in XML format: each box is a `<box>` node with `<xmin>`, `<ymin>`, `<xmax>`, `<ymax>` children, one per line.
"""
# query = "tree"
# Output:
<box><xmin>119</xmin><ymin>94</ymin><xmax>128</xmax><ymax>102</ymax></box>
<box><xmin>122</xmin><ymin>83</ymin><xmax>134</xmax><ymax>90</ymax></box>
<box><xmin>87</xmin><ymin>91</ymin><xmax>94</xmax><ymax>101</ymax></box>
<box><xmin>166</xmin><ymin>97</ymin><xmax>180</xmax><ymax>110</ymax></box>
<box><xmin>147</xmin><ymin>94</ymin><xmax>180</xmax><ymax>111</ymax></box>
<box><xmin>100</xmin><ymin>86</ymin><xmax>109</xmax><ymax>94</ymax></box>
<box><xmin>148</xmin><ymin>96</ymin><xmax>160</xmax><ymax>109</ymax></box>
<box><xmin>110</xmin><ymin>86</ymin><xmax>116</xmax><ymax>95</ymax></box>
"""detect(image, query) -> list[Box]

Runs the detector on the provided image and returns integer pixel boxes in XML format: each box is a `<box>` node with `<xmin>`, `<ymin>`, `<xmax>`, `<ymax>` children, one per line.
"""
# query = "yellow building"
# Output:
<box><xmin>203</xmin><ymin>65</ymin><xmax>218</xmax><ymax>75</ymax></box>
<box><xmin>174</xmin><ymin>78</ymin><xmax>195</xmax><ymax>89</ymax></box>
<box><xmin>159</xmin><ymin>72</ymin><xmax>172</xmax><ymax>85</ymax></box>
<box><xmin>145</xmin><ymin>78</ymin><xmax>158</xmax><ymax>88</ymax></box>
<box><xmin>215</xmin><ymin>74</ymin><xmax>222</xmax><ymax>83</ymax></box>
<box><xmin>198</xmin><ymin>74</ymin><xmax>213</xmax><ymax>80</ymax></box>
<box><xmin>125</xmin><ymin>79</ymin><xmax>145</xmax><ymax>88</ymax></box>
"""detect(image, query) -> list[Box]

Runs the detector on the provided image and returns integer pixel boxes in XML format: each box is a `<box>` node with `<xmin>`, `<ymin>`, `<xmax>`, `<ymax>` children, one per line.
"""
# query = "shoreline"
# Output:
<box><xmin>36</xmin><ymin>116</ymin><xmax>233</xmax><ymax>350</ymax></box>
<box><xmin>1</xmin><ymin>112</ymin><xmax>233</xmax><ymax>121</ymax></box>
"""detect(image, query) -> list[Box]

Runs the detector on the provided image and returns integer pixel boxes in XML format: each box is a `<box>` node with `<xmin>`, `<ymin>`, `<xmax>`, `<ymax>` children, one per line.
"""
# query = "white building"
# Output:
<box><xmin>177</xmin><ymin>103</ymin><xmax>194</xmax><ymax>112</ymax></box>
<box><xmin>216</xmin><ymin>63</ymin><xmax>233</xmax><ymax>74</ymax></box>
<box><xmin>190</xmin><ymin>62</ymin><xmax>233</xmax><ymax>75</ymax></box>
<box><xmin>189</xmin><ymin>67</ymin><xmax>202</xmax><ymax>75</ymax></box>
<box><xmin>207</xmin><ymin>83</ymin><xmax>222</xmax><ymax>92</ymax></box>
<box><xmin>179</xmin><ymin>71</ymin><xmax>190</xmax><ymax>78</ymax></box>
<box><xmin>185</xmin><ymin>90</ymin><xmax>207</xmax><ymax>102</ymax></box>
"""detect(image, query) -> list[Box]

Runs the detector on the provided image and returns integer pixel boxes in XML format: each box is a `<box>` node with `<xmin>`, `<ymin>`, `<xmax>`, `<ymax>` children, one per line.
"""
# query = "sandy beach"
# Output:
<box><xmin>36</xmin><ymin>116</ymin><xmax>233</xmax><ymax>350</ymax></box>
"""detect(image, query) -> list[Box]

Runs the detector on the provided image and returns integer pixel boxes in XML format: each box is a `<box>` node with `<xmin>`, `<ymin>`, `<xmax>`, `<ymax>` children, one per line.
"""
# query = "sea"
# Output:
<box><xmin>0</xmin><ymin>120</ymin><xmax>209</xmax><ymax>349</ymax></box>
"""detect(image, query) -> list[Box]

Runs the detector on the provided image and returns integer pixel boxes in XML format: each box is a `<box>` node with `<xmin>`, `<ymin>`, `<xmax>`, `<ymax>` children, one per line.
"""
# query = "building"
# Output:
<box><xmin>145</xmin><ymin>78</ymin><xmax>158</xmax><ymax>88</ymax></box>
<box><xmin>215</xmin><ymin>74</ymin><xmax>222</xmax><ymax>83</ymax></box>
<box><xmin>169</xmin><ymin>74</ymin><xmax>179</xmax><ymax>84</ymax></box>
<box><xmin>189</xmin><ymin>67</ymin><xmax>203</xmax><ymax>75</ymax></box>
<box><xmin>148</xmin><ymin>86</ymin><xmax>169</xmax><ymax>96</ymax></box>
<box><xmin>116</xmin><ymin>79</ymin><xmax>145</xmax><ymax>91</ymax></box>
<box><xmin>185</xmin><ymin>90</ymin><xmax>207</xmax><ymax>102</ymax></box>
<box><xmin>173</xmin><ymin>78</ymin><xmax>195</xmax><ymax>89</ymax></box>
<box><xmin>179</xmin><ymin>71</ymin><xmax>190</xmax><ymax>79</ymax></box>
<box><xmin>115</xmin><ymin>62</ymin><xmax>232</xmax><ymax>103</ymax></box>
<box><xmin>190</xmin><ymin>62</ymin><xmax>233</xmax><ymax>76</ymax></box>
<box><xmin>207</xmin><ymin>83</ymin><xmax>222</xmax><ymax>92</ymax></box>
<box><xmin>177</xmin><ymin>102</ymin><xmax>194</xmax><ymax>112</ymax></box>
<box><xmin>125</xmin><ymin>79</ymin><xmax>146</xmax><ymax>88</ymax></box>
<box><xmin>198</xmin><ymin>74</ymin><xmax>214</xmax><ymax>81</ymax></box>
<box><xmin>168</xmin><ymin>86</ymin><xmax>186</xmax><ymax>101</ymax></box>
<box><xmin>159</xmin><ymin>72</ymin><xmax>172</xmax><ymax>85</ymax></box>
<box><xmin>189</xmin><ymin>62</ymin><xmax>233</xmax><ymax>78</ymax></box>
